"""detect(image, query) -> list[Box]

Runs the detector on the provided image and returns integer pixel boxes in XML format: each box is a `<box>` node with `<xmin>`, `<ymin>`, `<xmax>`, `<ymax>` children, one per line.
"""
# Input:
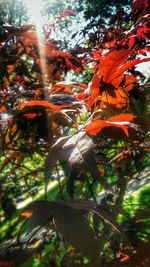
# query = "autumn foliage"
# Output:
<box><xmin>0</xmin><ymin>0</ymin><xmax>150</xmax><ymax>266</ymax></box>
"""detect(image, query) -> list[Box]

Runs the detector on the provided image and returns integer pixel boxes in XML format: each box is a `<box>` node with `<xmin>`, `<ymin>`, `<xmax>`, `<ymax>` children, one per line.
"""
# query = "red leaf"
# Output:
<box><xmin>89</xmin><ymin>49</ymin><xmax>150</xmax><ymax>109</ymax></box>
<box><xmin>49</xmin><ymin>82</ymin><xmax>87</xmax><ymax>94</ymax></box>
<box><xmin>112</xmin><ymin>57</ymin><xmax>150</xmax><ymax>81</ymax></box>
<box><xmin>129</xmin><ymin>36</ymin><xmax>135</xmax><ymax>49</ymax></box>
<box><xmin>131</xmin><ymin>0</ymin><xmax>149</xmax><ymax>20</ymax></box>
<box><xmin>57</xmin><ymin>10</ymin><xmax>76</xmax><ymax>20</ymax></box>
<box><xmin>75</xmin><ymin>92</ymin><xmax>89</xmax><ymax>100</ymax></box>
<box><xmin>19</xmin><ymin>100</ymin><xmax>73</xmax><ymax>114</ymax></box>
<box><xmin>120</xmin><ymin>254</ymin><xmax>130</xmax><ymax>262</ymax></box>
<box><xmin>23</xmin><ymin>113</ymin><xmax>40</xmax><ymax>119</ymax></box>
<box><xmin>0</xmin><ymin>106</ymin><xmax>8</xmax><ymax>112</ymax></box>
<box><xmin>99</xmin><ymin>50</ymin><xmax>130</xmax><ymax>82</ymax></box>
<box><xmin>85</xmin><ymin>114</ymin><xmax>137</xmax><ymax>138</ymax></box>
<box><xmin>1</xmin><ymin>25</ymin><xmax>33</xmax><ymax>42</ymax></box>
<box><xmin>20</xmin><ymin>100</ymin><xmax>57</xmax><ymax>111</ymax></box>
<box><xmin>108</xmin><ymin>114</ymin><xmax>135</xmax><ymax>122</ymax></box>
<box><xmin>18</xmin><ymin>31</ymin><xmax>38</xmax><ymax>47</ymax></box>
<box><xmin>137</xmin><ymin>27</ymin><xmax>150</xmax><ymax>39</ymax></box>
<box><xmin>19</xmin><ymin>31</ymin><xmax>37</xmax><ymax>41</ymax></box>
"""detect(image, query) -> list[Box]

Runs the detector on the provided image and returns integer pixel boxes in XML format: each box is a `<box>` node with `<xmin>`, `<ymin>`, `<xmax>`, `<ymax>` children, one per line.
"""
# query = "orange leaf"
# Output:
<box><xmin>85</xmin><ymin>114</ymin><xmax>137</xmax><ymax>138</ymax></box>
<box><xmin>112</xmin><ymin>57</ymin><xmax>150</xmax><ymax>81</ymax></box>
<box><xmin>99</xmin><ymin>50</ymin><xmax>130</xmax><ymax>82</ymax></box>
<box><xmin>23</xmin><ymin>113</ymin><xmax>40</xmax><ymax>119</ymax></box>
<box><xmin>20</xmin><ymin>100</ymin><xmax>57</xmax><ymax>111</ymax></box>
<box><xmin>89</xmin><ymin>49</ymin><xmax>150</xmax><ymax>109</ymax></box>
<box><xmin>120</xmin><ymin>254</ymin><xmax>130</xmax><ymax>262</ymax></box>
<box><xmin>0</xmin><ymin>106</ymin><xmax>7</xmax><ymax>112</ymax></box>
<box><xmin>21</xmin><ymin>211</ymin><xmax>32</xmax><ymax>218</ymax></box>
<box><xmin>108</xmin><ymin>114</ymin><xmax>136</xmax><ymax>122</ymax></box>
<box><xmin>19</xmin><ymin>100</ymin><xmax>71</xmax><ymax>114</ymax></box>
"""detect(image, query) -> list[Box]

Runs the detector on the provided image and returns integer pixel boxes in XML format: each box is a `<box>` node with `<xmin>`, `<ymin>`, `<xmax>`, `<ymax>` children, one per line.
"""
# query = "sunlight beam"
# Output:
<box><xmin>25</xmin><ymin>0</ymin><xmax>52</xmax><ymax>153</ymax></box>
<box><xmin>25</xmin><ymin>0</ymin><xmax>48</xmax><ymax>84</ymax></box>
<box><xmin>26</xmin><ymin>0</ymin><xmax>44</xmax><ymax>33</ymax></box>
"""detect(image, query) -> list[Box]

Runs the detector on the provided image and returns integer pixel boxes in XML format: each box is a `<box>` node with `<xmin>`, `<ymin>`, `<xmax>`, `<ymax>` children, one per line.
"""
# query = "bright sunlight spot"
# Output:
<box><xmin>25</xmin><ymin>0</ymin><xmax>48</xmax><ymax>90</ymax></box>
<box><xmin>25</xmin><ymin>0</ymin><xmax>44</xmax><ymax>32</ymax></box>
